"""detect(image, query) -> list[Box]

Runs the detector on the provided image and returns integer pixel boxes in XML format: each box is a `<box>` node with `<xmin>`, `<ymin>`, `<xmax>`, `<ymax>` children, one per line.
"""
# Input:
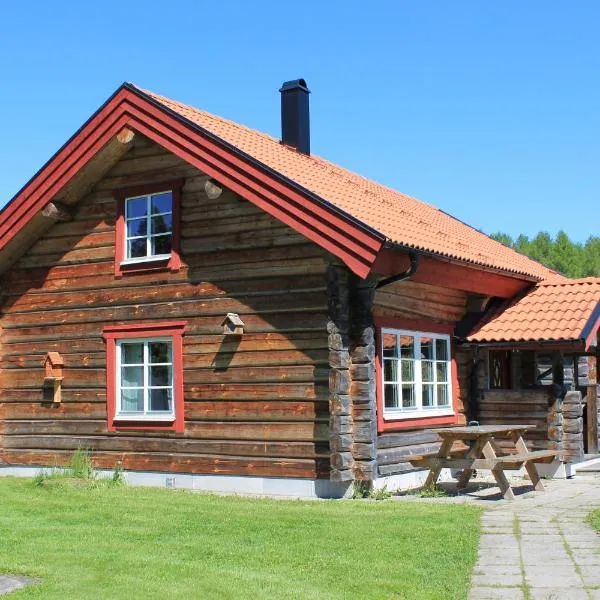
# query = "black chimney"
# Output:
<box><xmin>279</xmin><ymin>78</ymin><xmax>310</xmax><ymax>155</ymax></box>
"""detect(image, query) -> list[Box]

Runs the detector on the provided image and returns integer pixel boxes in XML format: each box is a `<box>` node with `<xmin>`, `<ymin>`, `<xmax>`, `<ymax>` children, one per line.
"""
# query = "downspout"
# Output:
<box><xmin>375</xmin><ymin>253</ymin><xmax>419</xmax><ymax>289</ymax></box>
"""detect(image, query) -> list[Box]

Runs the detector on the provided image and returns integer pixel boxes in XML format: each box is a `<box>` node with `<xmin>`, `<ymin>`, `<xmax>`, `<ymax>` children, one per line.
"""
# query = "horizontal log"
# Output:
<box><xmin>0</xmin><ymin>402</ymin><xmax>107</xmax><ymax>420</ymax></box>
<box><xmin>1</xmin><ymin>435</ymin><xmax>329</xmax><ymax>459</ymax></box>
<box><xmin>25</xmin><ymin>231</ymin><xmax>113</xmax><ymax>257</ymax></box>
<box><xmin>0</xmin><ymin>449</ymin><xmax>330</xmax><ymax>479</ymax></box>
<box><xmin>0</xmin><ymin>400</ymin><xmax>328</xmax><ymax>422</ymax></box>
<box><xmin>376</xmin><ymin>430</ymin><xmax>440</xmax><ymax>449</ymax></box>
<box><xmin>1</xmin><ymin>312</ymin><xmax>329</xmax><ymax>342</ymax></box>
<box><xmin>3</xmin><ymin>419</ymin><xmax>330</xmax><ymax>442</ymax></box>
<box><xmin>2</xmin><ymin>332</ymin><xmax>327</xmax><ymax>357</ymax></box>
<box><xmin>377</xmin><ymin>442</ymin><xmax>442</xmax><ymax>466</ymax></box>
<box><xmin>2</xmin><ymin>291</ymin><xmax>328</xmax><ymax>327</ymax></box>
<box><xmin>3</xmin><ymin>276</ymin><xmax>327</xmax><ymax>313</ymax></box>
<box><xmin>0</xmin><ymin>348</ymin><xmax>329</xmax><ymax>370</ymax></box>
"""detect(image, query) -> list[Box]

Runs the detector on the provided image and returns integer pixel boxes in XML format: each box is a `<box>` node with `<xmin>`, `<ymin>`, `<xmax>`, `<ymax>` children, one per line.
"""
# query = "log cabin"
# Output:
<box><xmin>0</xmin><ymin>80</ymin><xmax>598</xmax><ymax>497</ymax></box>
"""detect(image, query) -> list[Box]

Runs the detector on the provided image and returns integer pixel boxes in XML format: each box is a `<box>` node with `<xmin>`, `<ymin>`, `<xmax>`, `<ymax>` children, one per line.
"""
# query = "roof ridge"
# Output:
<box><xmin>136</xmin><ymin>85</ymin><xmax>561</xmax><ymax>280</ymax></box>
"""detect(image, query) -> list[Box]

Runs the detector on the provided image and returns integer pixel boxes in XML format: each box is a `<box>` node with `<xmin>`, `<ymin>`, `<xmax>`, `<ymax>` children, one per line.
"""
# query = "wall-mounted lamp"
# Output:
<box><xmin>204</xmin><ymin>179</ymin><xmax>223</xmax><ymax>200</ymax></box>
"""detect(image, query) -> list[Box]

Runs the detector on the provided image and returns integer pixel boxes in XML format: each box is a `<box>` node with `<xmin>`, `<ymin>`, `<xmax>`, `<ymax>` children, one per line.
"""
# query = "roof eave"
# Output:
<box><xmin>383</xmin><ymin>240</ymin><xmax>543</xmax><ymax>282</ymax></box>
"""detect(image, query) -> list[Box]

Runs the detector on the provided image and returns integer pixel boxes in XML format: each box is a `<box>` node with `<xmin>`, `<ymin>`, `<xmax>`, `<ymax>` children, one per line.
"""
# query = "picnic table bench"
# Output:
<box><xmin>407</xmin><ymin>424</ymin><xmax>559</xmax><ymax>500</ymax></box>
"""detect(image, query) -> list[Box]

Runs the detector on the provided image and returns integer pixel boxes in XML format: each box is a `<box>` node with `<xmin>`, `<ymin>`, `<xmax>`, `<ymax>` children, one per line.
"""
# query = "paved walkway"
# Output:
<box><xmin>469</xmin><ymin>472</ymin><xmax>600</xmax><ymax>599</ymax></box>
<box><xmin>0</xmin><ymin>576</ymin><xmax>36</xmax><ymax>596</ymax></box>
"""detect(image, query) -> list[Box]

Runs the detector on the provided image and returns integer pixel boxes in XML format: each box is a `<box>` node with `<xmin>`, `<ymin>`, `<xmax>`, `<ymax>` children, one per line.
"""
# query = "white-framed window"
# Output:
<box><xmin>124</xmin><ymin>190</ymin><xmax>173</xmax><ymax>263</ymax></box>
<box><xmin>381</xmin><ymin>329</ymin><xmax>453</xmax><ymax>420</ymax></box>
<box><xmin>115</xmin><ymin>337</ymin><xmax>174</xmax><ymax>421</ymax></box>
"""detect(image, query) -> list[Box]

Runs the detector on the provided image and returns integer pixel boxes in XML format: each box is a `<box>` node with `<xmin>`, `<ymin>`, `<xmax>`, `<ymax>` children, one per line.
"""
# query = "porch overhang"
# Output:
<box><xmin>467</xmin><ymin>278</ymin><xmax>600</xmax><ymax>352</ymax></box>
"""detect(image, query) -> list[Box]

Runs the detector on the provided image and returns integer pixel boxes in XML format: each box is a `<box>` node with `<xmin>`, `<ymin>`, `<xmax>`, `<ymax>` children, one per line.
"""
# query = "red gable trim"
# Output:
<box><xmin>583</xmin><ymin>303</ymin><xmax>600</xmax><ymax>351</ymax></box>
<box><xmin>0</xmin><ymin>85</ymin><xmax>384</xmax><ymax>278</ymax></box>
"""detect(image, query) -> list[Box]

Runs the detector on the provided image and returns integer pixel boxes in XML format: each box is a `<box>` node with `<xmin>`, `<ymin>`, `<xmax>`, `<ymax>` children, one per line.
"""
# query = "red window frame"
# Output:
<box><xmin>374</xmin><ymin>316</ymin><xmax>460</xmax><ymax>433</ymax></box>
<box><xmin>114</xmin><ymin>179</ymin><xmax>183</xmax><ymax>277</ymax></box>
<box><xmin>102</xmin><ymin>321</ymin><xmax>187</xmax><ymax>432</ymax></box>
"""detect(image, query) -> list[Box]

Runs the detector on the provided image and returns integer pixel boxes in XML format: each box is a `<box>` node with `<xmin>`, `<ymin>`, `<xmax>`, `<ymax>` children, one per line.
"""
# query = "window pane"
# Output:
<box><xmin>128</xmin><ymin>238</ymin><xmax>147</xmax><ymax>259</ymax></box>
<box><xmin>151</xmin><ymin>234</ymin><xmax>172</xmax><ymax>256</ymax></box>
<box><xmin>401</xmin><ymin>359</ymin><xmax>414</xmax><ymax>382</ymax></box>
<box><xmin>150</xmin><ymin>192</ymin><xmax>172</xmax><ymax>215</ymax></box>
<box><xmin>422</xmin><ymin>383</ymin><xmax>435</xmax><ymax>407</ymax></box>
<box><xmin>384</xmin><ymin>384</ymin><xmax>399</xmax><ymax>408</ymax></box>
<box><xmin>121</xmin><ymin>388</ymin><xmax>143</xmax><ymax>412</ymax></box>
<box><xmin>151</xmin><ymin>214</ymin><xmax>172</xmax><ymax>235</ymax></box>
<box><xmin>402</xmin><ymin>384</ymin><xmax>415</xmax><ymax>408</ymax></box>
<box><xmin>150</xmin><ymin>388</ymin><xmax>172</xmax><ymax>412</ymax></box>
<box><xmin>121</xmin><ymin>343</ymin><xmax>143</xmax><ymax>365</ymax></box>
<box><xmin>150</xmin><ymin>342</ymin><xmax>171</xmax><ymax>364</ymax></box>
<box><xmin>421</xmin><ymin>336</ymin><xmax>433</xmax><ymax>360</ymax></box>
<box><xmin>126</xmin><ymin>197</ymin><xmax>148</xmax><ymax>219</ymax></box>
<box><xmin>438</xmin><ymin>384</ymin><xmax>450</xmax><ymax>406</ymax></box>
<box><xmin>384</xmin><ymin>359</ymin><xmax>398</xmax><ymax>382</ymax></box>
<box><xmin>121</xmin><ymin>366</ymin><xmax>143</xmax><ymax>387</ymax></box>
<box><xmin>382</xmin><ymin>333</ymin><xmax>397</xmax><ymax>359</ymax></box>
<box><xmin>150</xmin><ymin>365</ymin><xmax>171</xmax><ymax>387</ymax></box>
<box><xmin>400</xmin><ymin>336</ymin><xmax>414</xmax><ymax>359</ymax></box>
<box><xmin>422</xmin><ymin>360</ymin><xmax>434</xmax><ymax>382</ymax></box>
<box><xmin>436</xmin><ymin>339</ymin><xmax>449</xmax><ymax>361</ymax></box>
<box><xmin>436</xmin><ymin>361</ymin><xmax>448</xmax><ymax>383</ymax></box>
<box><xmin>127</xmin><ymin>218</ymin><xmax>147</xmax><ymax>238</ymax></box>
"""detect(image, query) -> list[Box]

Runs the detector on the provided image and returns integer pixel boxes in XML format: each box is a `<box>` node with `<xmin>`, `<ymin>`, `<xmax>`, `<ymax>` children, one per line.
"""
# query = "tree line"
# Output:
<box><xmin>490</xmin><ymin>231</ymin><xmax>600</xmax><ymax>278</ymax></box>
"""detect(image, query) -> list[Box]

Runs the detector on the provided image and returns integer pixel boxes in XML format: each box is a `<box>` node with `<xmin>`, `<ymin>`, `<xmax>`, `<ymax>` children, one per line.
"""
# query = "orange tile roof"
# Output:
<box><xmin>139</xmin><ymin>87</ymin><xmax>557</xmax><ymax>281</ymax></box>
<box><xmin>467</xmin><ymin>278</ymin><xmax>600</xmax><ymax>347</ymax></box>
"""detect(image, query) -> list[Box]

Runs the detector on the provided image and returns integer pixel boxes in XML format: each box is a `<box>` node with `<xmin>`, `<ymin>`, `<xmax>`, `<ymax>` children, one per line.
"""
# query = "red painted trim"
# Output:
<box><xmin>374</xmin><ymin>316</ymin><xmax>454</xmax><ymax>335</ymax></box>
<box><xmin>372</xmin><ymin>249</ymin><xmax>533</xmax><ymax>298</ymax></box>
<box><xmin>113</xmin><ymin>180</ymin><xmax>183</xmax><ymax>277</ymax></box>
<box><xmin>375</xmin><ymin>319</ymin><xmax>459</xmax><ymax>433</ymax></box>
<box><xmin>102</xmin><ymin>321</ymin><xmax>187</xmax><ymax>433</ymax></box>
<box><xmin>584</xmin><ymin>318</ymin><xmax>600</xmax><ymax>352</ymax></box>
<box><xmin>0</xmin><ymin>87</ymin><xmax>383</xmax><ymax>278</ymax></box>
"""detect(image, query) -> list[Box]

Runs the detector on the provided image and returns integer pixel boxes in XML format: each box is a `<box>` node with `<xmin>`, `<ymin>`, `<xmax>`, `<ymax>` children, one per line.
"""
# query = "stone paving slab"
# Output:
<box><xmin>0</xmin><ymin>576</ymin><xmax>37</xmax><ymax>595</ymax></box>
<box><xmin>468</xmin><ymin>472</ymin><xmax>600</xmax><ymax>599</ymax></box>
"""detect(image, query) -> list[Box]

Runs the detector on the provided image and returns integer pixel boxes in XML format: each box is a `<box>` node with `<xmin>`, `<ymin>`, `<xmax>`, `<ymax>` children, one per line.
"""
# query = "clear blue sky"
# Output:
<box><xmin>1</xmin><ymin>1</ymin><xmax>598</xmax><ymax>242</ymax></box>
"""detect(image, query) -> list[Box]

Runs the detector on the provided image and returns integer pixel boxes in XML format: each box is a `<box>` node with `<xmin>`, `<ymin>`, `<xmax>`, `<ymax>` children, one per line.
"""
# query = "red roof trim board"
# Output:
<box><xmin>0</xmin><ymin>82</ymin><xmax>557</xmax><ymax>282</ymax></box>
<box><xmin>467</xmin><ymin>278</ymin><xmax>600</xmax><ymax>350</ymax></box>
<box><xmin>0</xmin><ymin>85</ymin><xmax>383</xmax><ymax>279</ymax></box>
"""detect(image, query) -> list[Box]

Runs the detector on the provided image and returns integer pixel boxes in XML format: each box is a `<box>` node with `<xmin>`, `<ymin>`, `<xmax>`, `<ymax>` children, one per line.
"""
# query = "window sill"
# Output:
<box><xmin>113</xmin><ymin>414</ymin><xmax>175</xmax><ymax>423</ymax></box>
<box><xmin>120</xmin><ymin>255</ymin><xmax>171</xmax><ymax>266</ymax></box>
<box><xmin>383</xmin><ymin>408</ymin><xmax>454</xmax><ymax>421</ymax></box>
<box><xmin>115</xmin><ymin>254</ymin><xmax>181</xmax><ymax>277</ymax></box>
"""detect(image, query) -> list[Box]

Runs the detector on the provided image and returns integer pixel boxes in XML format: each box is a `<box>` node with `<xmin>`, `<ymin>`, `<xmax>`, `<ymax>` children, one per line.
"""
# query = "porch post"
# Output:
<box><xmin>588</xmin><ymin>337</ymin><xmax>600</xmax><ymax>454</ymax></box>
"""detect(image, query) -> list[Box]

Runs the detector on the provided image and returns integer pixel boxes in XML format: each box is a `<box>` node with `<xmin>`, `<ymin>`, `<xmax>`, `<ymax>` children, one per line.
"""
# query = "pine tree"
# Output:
<box><xmin>490</xmin><ymin>231</ymin><xmax>600</xmax><ymax>278</ymax></box>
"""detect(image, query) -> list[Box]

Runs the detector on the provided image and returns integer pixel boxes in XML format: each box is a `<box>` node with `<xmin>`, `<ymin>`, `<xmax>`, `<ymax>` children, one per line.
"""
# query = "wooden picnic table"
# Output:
<box><xmin>407</xmin><ymin>424</ymin><xmax>558</xmax><ymax>500</ymax></box>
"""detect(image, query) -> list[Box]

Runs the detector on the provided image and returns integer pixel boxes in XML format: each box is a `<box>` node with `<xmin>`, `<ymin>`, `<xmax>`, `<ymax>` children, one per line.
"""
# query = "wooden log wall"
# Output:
<box><xmin>478</xmin><ymin>389</ymin><xmax>550</xmax><ymax>451</ymax></box>
<box><xmin>0</xmin><ymin>135</ymin><xmax>332</xmax><ymax>479</ymax></box>
<box><xmin>373</xmin><ymin>280</ymin><xmax>469</xmax><ymax>477</ymax></box>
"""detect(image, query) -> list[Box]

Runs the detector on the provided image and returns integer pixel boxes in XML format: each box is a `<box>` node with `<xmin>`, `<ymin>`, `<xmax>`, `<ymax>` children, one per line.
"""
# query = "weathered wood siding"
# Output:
<box><xmin>374</xmin><ymin>280</ymin><xmax>469</xmax><ymax>476</ymax></box>
<box><xmin>0</xmin><ymin>135</ymin><xmax>331</xmax><ymax>478</ymax></box>
<box><xmin>477</xmin><ymin>389</ymin><xmax>550</xmax><ymax>451</ymax></box>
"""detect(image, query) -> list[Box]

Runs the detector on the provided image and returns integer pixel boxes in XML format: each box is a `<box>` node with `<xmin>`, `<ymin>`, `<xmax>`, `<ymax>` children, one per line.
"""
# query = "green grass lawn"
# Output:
<box><xmin>0</xmin><ymin>477</ymin><xmax>481</xmax><ymax>599</ymax></box>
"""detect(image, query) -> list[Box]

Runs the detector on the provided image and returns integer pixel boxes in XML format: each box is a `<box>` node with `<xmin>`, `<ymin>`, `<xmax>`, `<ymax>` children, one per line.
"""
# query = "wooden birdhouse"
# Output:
<box><xmin>222</xmin><ymin>313</ymin><xmax>245</xmax><ymax>336</ymax></box>
<box><xmin>43</xmin><ymin>352</ymin><xmax>64</xmax><ymax>404</ymax></box>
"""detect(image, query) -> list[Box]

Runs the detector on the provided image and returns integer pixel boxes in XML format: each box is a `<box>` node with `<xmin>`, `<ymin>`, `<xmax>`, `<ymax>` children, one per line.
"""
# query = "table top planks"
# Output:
<box><xmin>430</xmin><ymin>425</ymin><xmax>536</xmax><ymax>440</ymax></box>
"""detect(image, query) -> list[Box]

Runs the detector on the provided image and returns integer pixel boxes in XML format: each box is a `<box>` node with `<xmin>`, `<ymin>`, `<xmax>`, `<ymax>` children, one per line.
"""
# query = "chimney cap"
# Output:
<box><xmin>279</xmin><ymin>79</ymin><xmax>310</xmax><ymax>93</ymax></box>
